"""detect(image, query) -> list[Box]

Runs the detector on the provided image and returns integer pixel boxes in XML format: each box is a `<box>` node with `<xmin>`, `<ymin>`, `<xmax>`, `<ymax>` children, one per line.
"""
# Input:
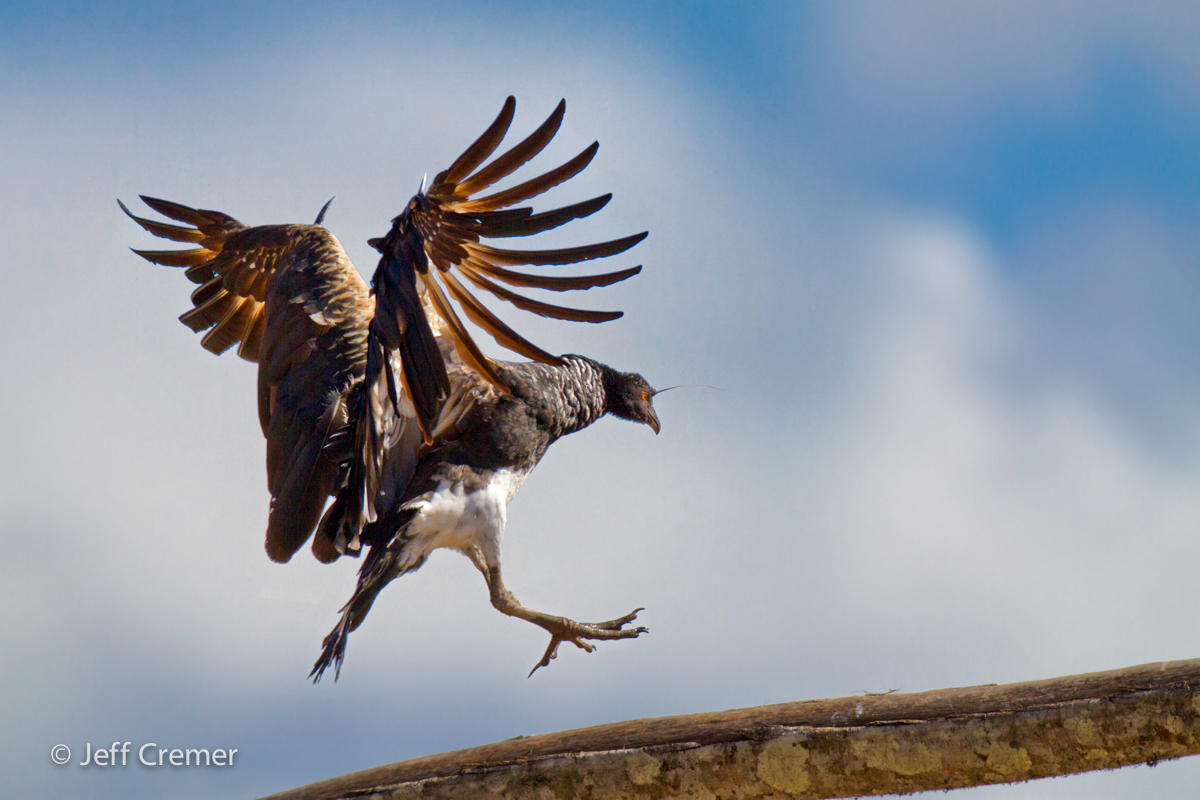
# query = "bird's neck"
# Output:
<box><xmin>550</xmin><ymin>356</ymin><xmax>611</xmax><ymax>438</ymax></box>
<box><xmin>502</xmin><ymin>356</ymin><xmax>610</xmax><ymax>441</ymax></box>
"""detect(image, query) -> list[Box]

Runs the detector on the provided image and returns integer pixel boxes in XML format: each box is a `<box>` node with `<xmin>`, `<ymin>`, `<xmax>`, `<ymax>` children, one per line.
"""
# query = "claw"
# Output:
<box><xmin>528</xmin><ymin>635</ymin><xmax>573</xmax><ymax>677</ymax></box>
<box><xmin>526</xmin><ymin>608</ymin><xmax>648</xmax><ymax>677</ymax></box>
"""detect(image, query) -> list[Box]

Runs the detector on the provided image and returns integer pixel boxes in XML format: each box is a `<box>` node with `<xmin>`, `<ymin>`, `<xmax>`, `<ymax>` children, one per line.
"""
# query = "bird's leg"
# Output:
<box><xmin>469</xmin><ymin>552</ymin><xmax>647</xmax><ymax>675</ymax></box>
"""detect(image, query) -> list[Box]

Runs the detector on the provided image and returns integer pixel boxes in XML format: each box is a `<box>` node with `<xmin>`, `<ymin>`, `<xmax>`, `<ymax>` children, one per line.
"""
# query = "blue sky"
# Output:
<box><xmin>4</xmin><ymin>2</ymin><xmax>1200</xmax><ymax>798</ymax></box>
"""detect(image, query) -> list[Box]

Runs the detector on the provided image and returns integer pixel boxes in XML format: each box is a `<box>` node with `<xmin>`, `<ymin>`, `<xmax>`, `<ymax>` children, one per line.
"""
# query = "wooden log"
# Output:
<box><xmin>262</xmin><ymin>658</ymin><xmax>1200</xmax><ymax>799</ymax></box>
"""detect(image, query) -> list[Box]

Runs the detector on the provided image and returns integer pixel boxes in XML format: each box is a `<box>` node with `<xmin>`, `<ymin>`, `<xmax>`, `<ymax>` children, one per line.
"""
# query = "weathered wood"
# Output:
<box><xmin>261</xmin><ymin>658</ymin><xmax>1200</xmax><ymax>799</ymax></box>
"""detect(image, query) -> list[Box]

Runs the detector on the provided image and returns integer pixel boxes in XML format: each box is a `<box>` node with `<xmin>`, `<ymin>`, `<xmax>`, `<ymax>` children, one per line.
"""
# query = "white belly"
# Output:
<box><xmin>400</xmin><ymin>469</ymin><xmax>527</xmax><ymax>568</ymax></box>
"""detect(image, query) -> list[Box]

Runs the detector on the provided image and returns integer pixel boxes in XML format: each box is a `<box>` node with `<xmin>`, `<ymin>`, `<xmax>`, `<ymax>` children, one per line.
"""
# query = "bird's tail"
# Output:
<box><xmin>309</xmin><ymin>607</ymin><xmax>357</xmax><ymax>684</ymax></box>
<box><xmin>309</xmin><ymin>539</ymin><xmax>425</xmax><ymax>683</ymax></box>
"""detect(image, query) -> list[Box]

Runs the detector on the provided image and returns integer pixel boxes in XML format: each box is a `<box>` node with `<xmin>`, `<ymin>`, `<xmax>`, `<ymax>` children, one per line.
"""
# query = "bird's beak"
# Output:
<box><xmin>647</xmin><ymin>410</ymin><xmax>661</xmax><ymax>435</ymax></box>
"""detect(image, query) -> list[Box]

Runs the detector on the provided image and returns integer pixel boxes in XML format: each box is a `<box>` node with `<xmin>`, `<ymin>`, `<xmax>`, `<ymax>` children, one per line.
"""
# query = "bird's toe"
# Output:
<box><xmin>589</xmin><ymin>607</ymin><xmax>645</xmax><ymax>631</ymax></box>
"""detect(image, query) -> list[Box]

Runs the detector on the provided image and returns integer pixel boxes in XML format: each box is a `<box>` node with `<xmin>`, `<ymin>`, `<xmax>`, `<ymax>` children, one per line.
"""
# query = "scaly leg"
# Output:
<box><xmin>469</xmin><ymin>551</ymin><xmax>647</xmax><ymax>675</ymax></box>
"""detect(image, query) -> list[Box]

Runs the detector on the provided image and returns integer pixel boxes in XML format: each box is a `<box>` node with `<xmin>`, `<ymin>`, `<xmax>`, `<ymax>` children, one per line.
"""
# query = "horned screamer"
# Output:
<box><xmin>123</xmin><ymin>97</ymin><xmax>661</xmax><ymax>678</ymax></box>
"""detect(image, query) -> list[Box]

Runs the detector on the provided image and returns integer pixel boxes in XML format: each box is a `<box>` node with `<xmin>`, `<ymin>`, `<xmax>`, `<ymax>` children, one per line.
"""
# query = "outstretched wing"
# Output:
<box><xmin>368</xmin><ymin>96</ymin><xmax>647</xmax><ymax>440</ymax></box>
<box><xmin>120</xmin><ymin>197</ymin><xmax>263</xmax><ymax>358</ymax></box>
<box><xmin>123</xmin><ymin>197</ymin><xmax>386</xmax><ymax>563</ymax></box>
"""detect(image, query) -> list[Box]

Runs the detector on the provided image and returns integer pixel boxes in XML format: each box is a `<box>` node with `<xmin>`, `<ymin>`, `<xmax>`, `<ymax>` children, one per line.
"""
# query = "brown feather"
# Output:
<box><xmin>139</xmin><ymin>195</ymin><xmax>243</xmax><ymax>234</ymax></box>
<box><xmin>468</xmin><ymin>260</ymin><xmax>641</xmax><ymax>291</ymax></box>
<box><xmin>474</xmin><ymin>195</ymin><xmax>610</xmax><ymax>238</ymax></box>
<box><xmin>190</xmin><ymin>276</ymin><xmax>225</xmax><ymax>308</ymax></box>
<box><xmin>455</xmin><ymin>99</ymin><xmax>565</xmax><ymax>197</ymax></box>
<box><xmin>132</xmin><ymin>248</ymin><xmax>216</xmax><ymax>268</ymax></box>
<box><xmin>138</xmin><ymin>195</ymin><xmax>210</xmax><ymax>225</ymax></box>
<box><xmin>451</xmin><ymin>208</ymin><xmax>531</xmax><ymax>233</ymax></box>
<box><xmin>246</xmin><ymin>264</ymin><xmax>271</xmax><ymax>301</ymax></box>
<box><xmin>453</xmin><ymin>142</ymin><xmax>599</xmax><ymax>212</ymax></box>
<box><xmin>435</xmin><ymin>96</ymin><xmax>516</xmax><ymax>189</ymax></box>
<box><xmin>465</xmin><ymin>231</ymin><xmax>647</xmax><ymax>266</ymax></box>
<box><xmin>457</xmin><ymin>264</ymin><xmax>623</xmax><ymax>322</ymax></box>
<box><xmin>419</xmin><ymin>272</ymin><xmax>505</xmax><ymax>388</ymax></box>
<box><xmin>180</xmin><ymin>288</ymin><xmax>238</xmax><ymax>332</ymax></box>
<box><xmin>237</xmin><ymin>304</ymin><xmax>265</xmax><ymax>362</ymax></box>
<box><xmin>264</xmin><ymin>399</ymin><xmax>342</xmax><ymax>563</ymax></box>
<box><xmin>201</xmin><ymin>296</ymin><xmax>258</xmax><ymax>354</ymax></box>
<box><xmin>229</xmin><ymin>258</ymin><xmax>267</xmax><ymax>296</ymax></box>
<box><xmin>428</xmin><ymin>237</ymin><xmax>468</xmax><ymax>270</ymax></box>
<box><xmin>118</xmin><ymin>199</ymin><xmax>206</xmax><ymax>243</ymax></box>
<box><xmin>184</xmin><ymin>260</ymin><xmax>219</xmax><ymax>284</ymax></box>
<box><xmin>440</xmin><ymin>272</ymin><xmax>563</xmax><ymax>363</ymax></box>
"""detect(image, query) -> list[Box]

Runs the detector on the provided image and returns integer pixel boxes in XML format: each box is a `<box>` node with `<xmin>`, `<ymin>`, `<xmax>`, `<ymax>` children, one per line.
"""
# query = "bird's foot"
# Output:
<box><xmin>528</xmin><ymin>608</ymin><xmax>647</xmax><ymax>676</ymax></box>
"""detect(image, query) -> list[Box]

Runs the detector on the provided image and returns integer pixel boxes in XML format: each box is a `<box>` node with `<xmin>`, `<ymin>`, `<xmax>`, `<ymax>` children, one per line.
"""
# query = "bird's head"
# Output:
<box><xmin>603</xmin><ymin>369</ymin><xmax>661</xmax><ymax>434</ymax></box>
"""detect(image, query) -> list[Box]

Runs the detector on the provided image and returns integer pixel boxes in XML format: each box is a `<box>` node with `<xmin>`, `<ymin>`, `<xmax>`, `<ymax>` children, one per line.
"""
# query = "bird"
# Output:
<box><xmin>122</xmin><ymin>97</ymin><xmax>660</xmax><ymax>677</ymax></box>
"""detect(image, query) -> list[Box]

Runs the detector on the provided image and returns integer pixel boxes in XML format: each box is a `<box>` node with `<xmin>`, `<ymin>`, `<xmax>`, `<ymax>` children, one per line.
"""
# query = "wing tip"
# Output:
<box><xmin>138</xmin><ymin>193</ymin><xmax>173</xmax><ymax>211</ymax></box>
<box><xmin>265</xmin><ymin>538</ymin><xmax>297</xmax><ymax>563</ymax></box>
<box><xmin>130</xmin><ymin>246</ymin><xmax>162</xmax><ymax>263</ymax></box>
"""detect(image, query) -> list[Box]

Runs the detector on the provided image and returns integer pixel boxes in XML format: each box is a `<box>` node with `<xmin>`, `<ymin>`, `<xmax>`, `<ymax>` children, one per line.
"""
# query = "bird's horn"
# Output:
<box><xmin>651</xmin><ymin>384</ymin><xmax>722</xmax><ymax>397</ymax></box>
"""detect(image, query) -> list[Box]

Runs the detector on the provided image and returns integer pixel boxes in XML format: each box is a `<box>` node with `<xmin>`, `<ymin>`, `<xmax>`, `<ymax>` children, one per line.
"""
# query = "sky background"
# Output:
<box><xmin>4</xmin><ymin>1</ymin><xmax>1200</xmax><ymax>797</ymax></box>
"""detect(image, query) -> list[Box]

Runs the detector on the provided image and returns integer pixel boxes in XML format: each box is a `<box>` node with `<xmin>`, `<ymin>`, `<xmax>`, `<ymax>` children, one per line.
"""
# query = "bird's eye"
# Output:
<box><xmin>641</xmin><ymin>392</ymin><xmax>650</xmax><ymax>402</ymax></box>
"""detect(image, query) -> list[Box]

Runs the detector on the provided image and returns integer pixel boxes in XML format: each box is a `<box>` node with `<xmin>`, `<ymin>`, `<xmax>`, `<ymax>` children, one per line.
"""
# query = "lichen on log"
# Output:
<box><xmin>262</xmin><ymin>658</ymin><xmax>1200</xmax><ymax>799</ymax></box>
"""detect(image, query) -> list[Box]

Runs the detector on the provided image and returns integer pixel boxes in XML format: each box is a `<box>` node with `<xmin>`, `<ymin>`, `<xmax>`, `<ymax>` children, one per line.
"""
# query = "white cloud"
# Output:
<box><xmin>805</xmin><ymin>213</ymin><xmax>1200</xmax><ymax>677</ymax></box>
